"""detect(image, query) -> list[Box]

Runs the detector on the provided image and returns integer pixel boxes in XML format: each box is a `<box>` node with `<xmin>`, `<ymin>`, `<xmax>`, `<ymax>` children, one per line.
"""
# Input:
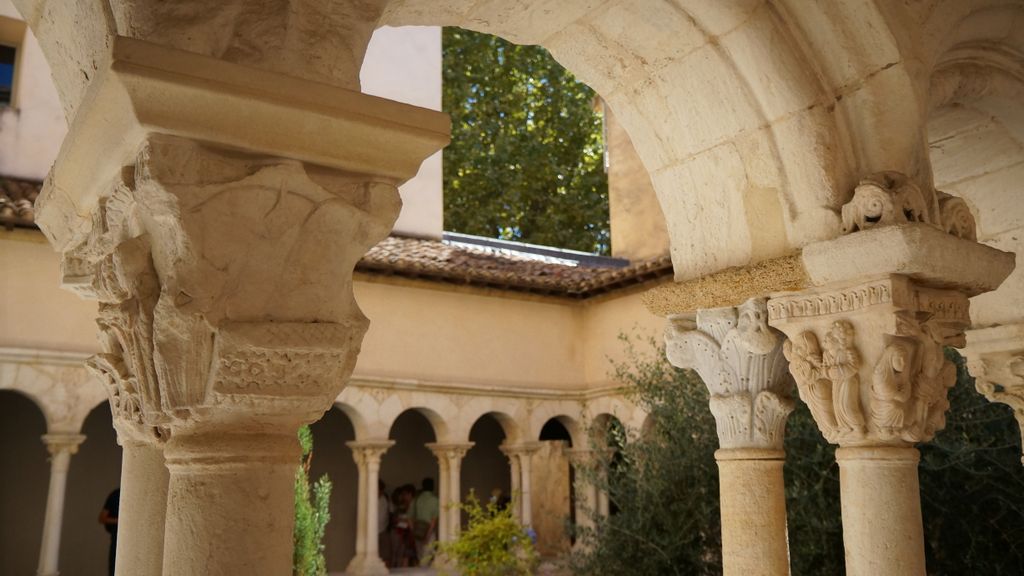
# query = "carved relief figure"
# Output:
<box><xmin>871</xmin><ymin>340</ymin><xmax>913</xmax><ymax>438</ymax></box>
<box><xmin>821</xmin><ymin>321</ymin><xmax>866</xmax><ymax>436</ymax></box>
<box><xmin>783</xmin><ymin>332</ymin><xmax>838</xmax><ymax>440</ymax></box>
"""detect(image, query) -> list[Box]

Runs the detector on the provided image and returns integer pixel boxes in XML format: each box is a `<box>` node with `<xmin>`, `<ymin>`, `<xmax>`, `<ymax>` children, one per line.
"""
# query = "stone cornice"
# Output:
<box><xmin>346</xmin><ymin>375</ymin><xmax>630</xmax><ymax>402</ymax></box>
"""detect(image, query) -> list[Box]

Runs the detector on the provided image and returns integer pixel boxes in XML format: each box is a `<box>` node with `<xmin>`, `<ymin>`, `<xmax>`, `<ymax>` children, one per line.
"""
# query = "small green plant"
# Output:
<box><xmin>434</xmin><ymin>492</ymin><xmax>538</xmax><ymax>576</ymax></box>
<box><xmin>293</xmin><ymin>425</ymin><xmax>332</xmax><ymax>576</ymax></box>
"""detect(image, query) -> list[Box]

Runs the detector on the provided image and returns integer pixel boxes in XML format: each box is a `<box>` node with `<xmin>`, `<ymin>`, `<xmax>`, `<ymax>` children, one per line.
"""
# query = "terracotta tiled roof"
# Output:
<box><xmin>0</xmin><ymin>176</ymin><xmax>41</xmax><ymax>229</ymax></box>
<box><xmin>358</xmin><ymin>235</ymin><xmax>673</xmax><ymax>298</ymax></box>
<box><xmin>1</xmin><ymin>175</ymin><xmax>672</xmax><ymax>298</ymax></box>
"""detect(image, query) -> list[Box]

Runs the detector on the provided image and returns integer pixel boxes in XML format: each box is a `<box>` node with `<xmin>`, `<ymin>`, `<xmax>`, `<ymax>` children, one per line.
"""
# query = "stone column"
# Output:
<box><xmin>963</xmin><ymin>323</ymin><xmax>1024</xmax><ymax>464</ymax></box>
<box><xmin>113</xmin><ymin>435</ymin><xmax>169</xmax><ymax>576</ymax></box>
<box><xmin>665</xmin><ymin>297</ymin><xmax>794</xmax><ymax>576</ymax></box>
<box><xmin>36</xmin><ymin>39</ymin><xmax>448</xmax><ymax>576</ymax></box>
<box><xmin>766</xmin><ymin>173</ymin><xmax>1014</xmax><ymax>576</ymax></box>
<box><xmin>427</xmin><ymin>443</ymin><xmax>473</xmax><ymax>540</ymax></box>
<box><xmin>346</xmin><ymin>440</ymin><xmax>394</xmax><ymax>576</ymax></box>
<box><xmin>500</xmin><ymin>444</ymin><xmax>523</xmax><ymax>520</ymax></box>
<box><xmin>36</xmin><ymin>433</ymin><xmax>86</xmax><ymax>576</ymax></box>
<box><xmin>500</xmin><ymin>442</ymin><xmax>542</xmax><ymax>526</ymax></box>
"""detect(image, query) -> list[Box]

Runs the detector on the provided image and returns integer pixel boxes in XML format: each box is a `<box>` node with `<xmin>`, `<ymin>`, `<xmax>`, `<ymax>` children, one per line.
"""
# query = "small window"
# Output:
<box><xmin>0</xmin><ymin>44</ymin><xmax>14</xmax><ymax>106</ymax></box>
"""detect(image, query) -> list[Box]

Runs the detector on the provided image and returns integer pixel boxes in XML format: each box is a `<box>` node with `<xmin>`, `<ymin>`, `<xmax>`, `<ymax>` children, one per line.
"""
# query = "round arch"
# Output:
<box><xmin>381</xmin><ymin>0</ymin><xmax>930</xmax><ymax>279</ymax></box>
<box><xmin>17</xmin><ymin>0</ymin><xmax>935</xmax><ymax>281</ymax></box>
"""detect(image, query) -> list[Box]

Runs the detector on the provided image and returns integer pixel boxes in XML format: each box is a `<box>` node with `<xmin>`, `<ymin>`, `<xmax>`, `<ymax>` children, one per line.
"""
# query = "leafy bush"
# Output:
<box><xmin>435</xmin><ymin>492</ymin><xmax>538</xmax><ymax>576</ymax></box>
<box><xmin>294</xmin><ymin>425</ymin><xmax>332</xmax><ymax>576</ymax></box>
<box><xmin>571</xmin><ymin>336</ymin><xmax>1024</xmax><ymax>575</ymax></box>
<box><xmin>442</xmin><ymin>28</ymin><xmax>609</xmax><ymax>254</ymax></box>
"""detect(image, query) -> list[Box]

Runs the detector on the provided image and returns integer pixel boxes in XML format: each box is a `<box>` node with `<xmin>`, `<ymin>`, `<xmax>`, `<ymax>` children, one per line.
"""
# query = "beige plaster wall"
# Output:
<box><xmin>581</xmin><ymin>289</ymin><xmax>666</xmax><ymax>389</ymax></box>
<box><xmin>360</xmin><ymin>25</ymin><xmax>443</xmax><ymax>240</ymax></box>
<box><xmin>2</xmin><ymin>230</ymin><xmax>660</xmax><ymax>394</ymax></box>
<box><xmin>0</xmin><ymin>230</ymin><xmax>98</xmax><ymax>352</ymax></box>
<box><xmin>605</xmin><ymin>103</ymin><xmax>669</xmax><ymax>261</ymax></box>
<box><xmin>0</xmin><ymin>0</ymin><xmax>65</xmax><ymax>180</ymax></box>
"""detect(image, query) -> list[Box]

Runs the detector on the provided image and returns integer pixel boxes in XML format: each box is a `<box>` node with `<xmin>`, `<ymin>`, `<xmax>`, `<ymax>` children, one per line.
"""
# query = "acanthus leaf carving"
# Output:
<box><xmin>666</xmin><ymin>297</ymin><xmax>794</xmax><ymax>450</ymax></box>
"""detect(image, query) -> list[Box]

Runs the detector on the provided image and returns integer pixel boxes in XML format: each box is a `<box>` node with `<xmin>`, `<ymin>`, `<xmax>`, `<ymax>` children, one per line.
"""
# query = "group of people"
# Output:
<box><xmin>378</xmin><ymin>477</ymin><xmax>439</xmax><ymax>567</ymax></box>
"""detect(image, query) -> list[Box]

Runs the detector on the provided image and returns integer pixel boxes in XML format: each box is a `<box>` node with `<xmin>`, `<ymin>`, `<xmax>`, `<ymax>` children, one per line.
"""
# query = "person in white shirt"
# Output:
<box><xmin>378</xmin><ymin>479</ymin><xmax>392</xmax><ymax>565</ymax></box>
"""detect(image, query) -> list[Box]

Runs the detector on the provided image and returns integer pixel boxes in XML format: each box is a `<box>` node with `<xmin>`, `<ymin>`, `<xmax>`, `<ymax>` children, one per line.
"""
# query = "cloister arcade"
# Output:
<box><xmin>2</xmin><ymin>0</ymin><xmax>1024</xmax><ymax>575</ymax></box>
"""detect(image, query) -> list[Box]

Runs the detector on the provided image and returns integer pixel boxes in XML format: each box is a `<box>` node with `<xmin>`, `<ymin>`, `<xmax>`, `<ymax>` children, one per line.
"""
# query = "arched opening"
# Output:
<box><xmin>382</xmin><ymin>408</ymin><xmax>441</xmax><ymax>568</ymax></box>
<box><xmin>61</xmin><ymin>401</ymin><xmax>121</xmax><ymax>576</ymax></box>
<box><xmin>308</xmin><ymin>405</ymin><xmax>359</xmax><ymax>574</ymax></box>
<box><xmin>536</xmin><ymin>416</ymin><xmax>575</xmax><ymax>556</ymax></box>
<box><xmin>462</xmin><ymin>413</ymin><xmax>511</xmax><ymax>510</ymax></box>
<box><xmin>590</xmin><ymin>413</ymin><xmax>626</xmax><ymax>517</ymax></box>
<box><xmin>0</xmin><ymin>389</ymin><xmax>48</xmax><ymax>576</ymax></box>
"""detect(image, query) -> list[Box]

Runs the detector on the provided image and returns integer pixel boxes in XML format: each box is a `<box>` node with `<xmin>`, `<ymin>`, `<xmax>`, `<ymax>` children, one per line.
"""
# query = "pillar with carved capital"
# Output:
<box><xmin>36</xmin><ymin>433</ymin><xmax>86</xmax><ymax>576</ymax></box>
<box><xmin>500</xmin><ymin>444</ymin><xmax>523</xmax><ymax>521</ymax></box>
<box><xmin>766</xmin><ymin>172</ymin><xmax>1015</xmax><ymax>576</ymax></box>
<box><xmin>665</xmin><ymin>297</ymin><xmax>794</xmax><ymax>576</ymax></box>
<box><xmin>427</xmin><ymin>443</ymin><xmax>474</xmax><ymax>541</ymax></box>
<box><xmin>500</xmin><ymin>442</ymin><xmax>542</xmax><ymax>526</ymax></box>
<box><xmin>346</xmin><ymin>440</ymin><xmax>394</xmax><ymax>576</ymax></box>
<box><xmin>36</xmin><ymin>38</ymin><xmax>448</xmax><ymax>576</ymax></box>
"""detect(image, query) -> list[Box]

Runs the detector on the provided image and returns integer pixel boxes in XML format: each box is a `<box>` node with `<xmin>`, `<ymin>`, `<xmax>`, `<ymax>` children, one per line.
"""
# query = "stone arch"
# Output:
<box><xmin>386</xmin><ymin>405</ymin><xmax>450</xmax><ymax>442</ymax></box>
<box><xmin>381</xmin><ymin>0</ymin><xmax>932</xmax><ymax>279</ymax></box>
<box><xmin>15</xmin><ymin>0</ymin><xmax>939</xmax><ymax>280</ymax></box>
<box><xmin>0</xmin><ymin>352</ymin><xmax>107</xmax><ymax>434</ymax></box>
<box><xmin>331</xmin><ymin>401</ymin><xmax>369</xmax><ymax>440</ymax></box>
<box><xmin>925</xmin><ymin>2</ymin><xmax>1024</xmax><ymax>327</ymax></box>
<box><xmin>533</xmin><ymin>409</ymin><xmax>582</xmax><ymax>448</ymax></box>
<box><xmin>454</xmin><ymin>398</ymin><xmax>524</xmax><ymax>444</ymax></box>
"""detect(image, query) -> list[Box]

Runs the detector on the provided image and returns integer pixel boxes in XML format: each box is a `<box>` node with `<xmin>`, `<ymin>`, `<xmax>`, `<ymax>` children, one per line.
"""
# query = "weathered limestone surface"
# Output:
<box><xmin>767</xmin><ymin>173</ymin><xmax>1014</xmax><ymax>576</ymax></box>
<box><xmin>665</xmin><ymin>297</ymin><xmax>793</xmax><ymax>576</ymax></box>
<box><xmin>28</xmin><ymin>33</ymin><xmax>447</xmax><ymax>576</ymax></box>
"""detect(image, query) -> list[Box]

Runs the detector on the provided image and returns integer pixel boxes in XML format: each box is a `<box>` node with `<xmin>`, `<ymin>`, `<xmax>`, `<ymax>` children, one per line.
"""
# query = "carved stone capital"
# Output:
<box><xmin>41</xmin><ymin>433</ymin><xmax>87</xmax><ymax>457</ymax></box>
<box><xmin>346</xmin><ymin>440</ymin><xmax>396</xmax><ymax>468</ymax></box>
<box><xmin>963</xmin><ymin>323</ymin><xmax>1024</xmax><ymax>464</ymax></box>
<box><xmin>426</xmin><ymin>442</ymin><xmax>475</xmax><ymax>462</ymax></box>
<box><xmin>665</xmin><ymin>297</ymin><xmax>795</xmax><ymax>450</ymax></box>
<box><xmin>64</xmin><ymin>135</ymin><xmax>402</xmax><ymax>438</ymax></box>
<box><xmin>769</xmin><ymin>276</ymin><xmax>969</xmax><ymax>446</ymax></box>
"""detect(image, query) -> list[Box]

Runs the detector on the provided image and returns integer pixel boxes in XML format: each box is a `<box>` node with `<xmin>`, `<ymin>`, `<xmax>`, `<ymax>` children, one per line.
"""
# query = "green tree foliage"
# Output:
<box><xmin>435</xmin><ymin>492</ymin><xmax>538</xmax><ymax>576</ymax></box>
<box><xmin>294</xmin><ymin>425</ymin><xmax>332</xmax><ymax>576</ymax></box>
<box><xmin>572</xmin><ymin>337</ymin><xmax>1024</xmax><ymax>575</ymax></box>
<box><xmin>442</xmin><ymin>28</ymin><xmax>610</xmax><ymax>254</ymax></box>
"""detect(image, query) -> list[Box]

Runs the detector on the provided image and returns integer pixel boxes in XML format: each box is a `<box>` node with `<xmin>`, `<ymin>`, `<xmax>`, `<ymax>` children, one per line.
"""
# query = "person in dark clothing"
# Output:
<box><xmin>99</xmin><ymin>489</ymin><xmax>120</xmax><ymax>576</ymax></box>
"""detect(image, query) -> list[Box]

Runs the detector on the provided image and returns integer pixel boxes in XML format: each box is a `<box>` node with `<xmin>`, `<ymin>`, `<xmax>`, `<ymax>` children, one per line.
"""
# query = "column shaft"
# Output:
<box><xmin>353</xmin><ymin>455</ymin><xmax>368</xmax><ymax>561</ymax></box>
<box><xmin>837</xmin><ymin>447</ymin><xmax>925</xmax><ymax>576</ymax></box>
<box><xmin>436</xmin><ymin>460</ymin><xmax>451</xmax><ymax>542</ymax></box>
<box><xmin>716</xmin><ymin>449</ymin><xmax>789</xmax><ymax>576</ymax></box>
<box><xmin>36</xmin><ymin>434</ymin><xmax>84</xmax><ymax>576</ymax></box>
<box><xmin>162</xmin><ymin>432</ymin><xmax>297</xmax><ymax>576</ymax></box>
<box><xmin>116</xmin><ymin>439</ymin><xmax>168</xmax><ymax>576</ymax></box>
<box><xmin>447</xmin><ymin>455</ymin><xmax>462</xmax><ymax>537</ymax></box>
<box><xmin>508</xmin><ymin>455</ymin><xmax>522</xmax><ymax>521</ymax></box>
<box><xmin>519</xmin><ymin>453</ymin><xmax>533</xmax><ymax>527</ymax></box>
